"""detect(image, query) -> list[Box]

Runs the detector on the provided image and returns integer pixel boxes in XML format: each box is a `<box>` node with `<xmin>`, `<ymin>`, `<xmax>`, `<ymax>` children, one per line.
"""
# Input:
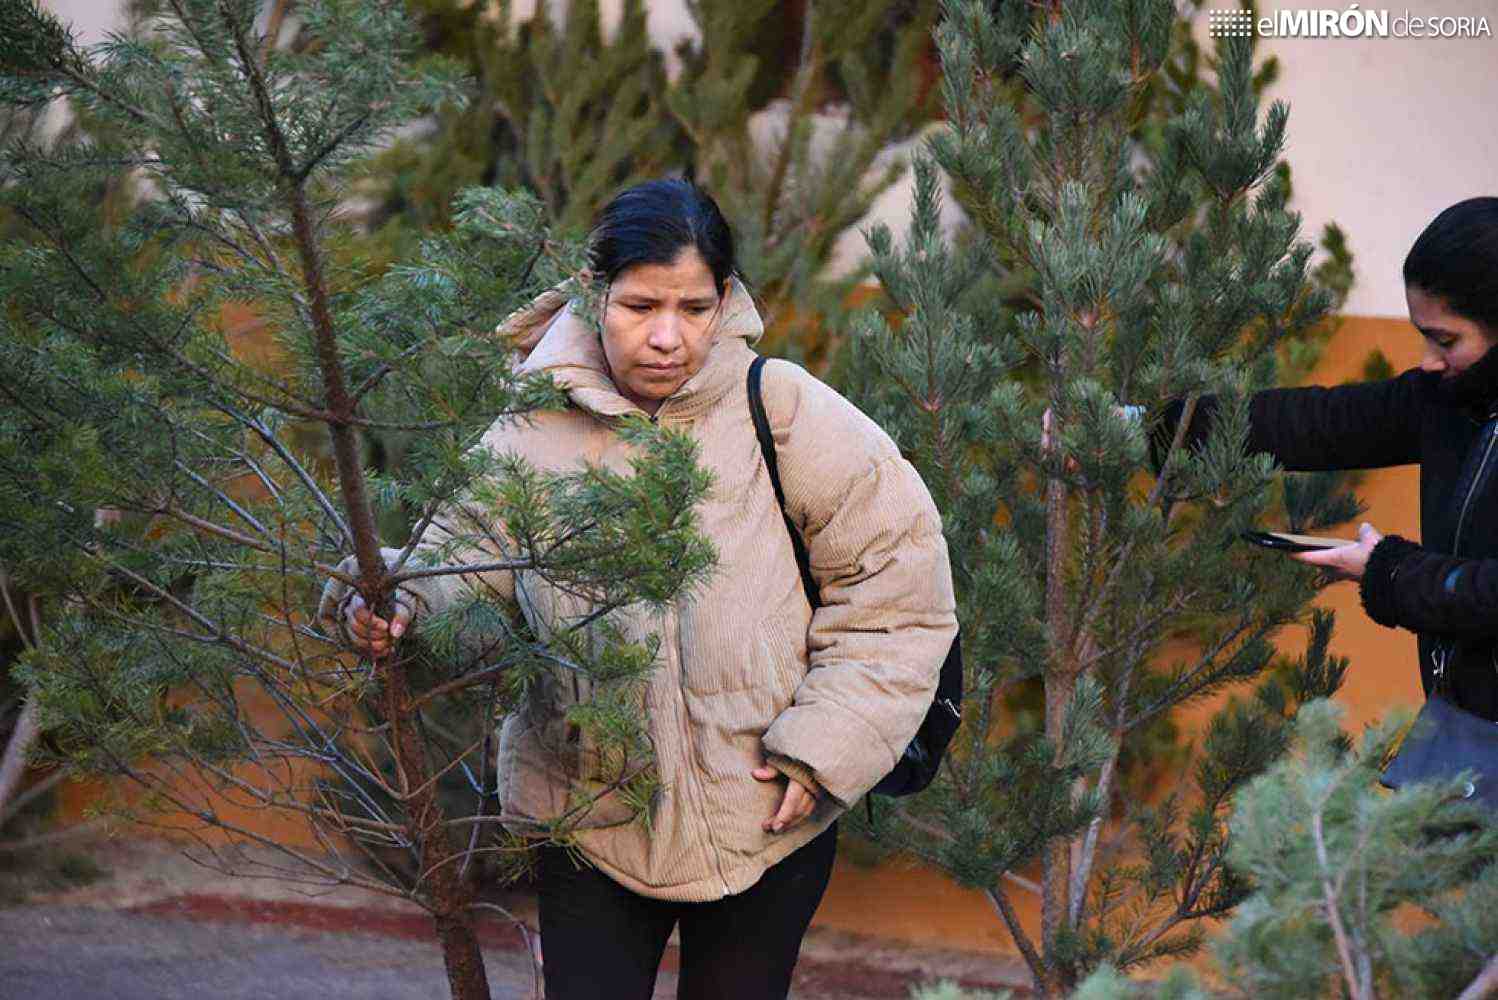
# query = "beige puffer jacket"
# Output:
<box><xmin>330</xmin><ymin>281</ymin><xmax>956</xmax><ymax>901</ymax></box>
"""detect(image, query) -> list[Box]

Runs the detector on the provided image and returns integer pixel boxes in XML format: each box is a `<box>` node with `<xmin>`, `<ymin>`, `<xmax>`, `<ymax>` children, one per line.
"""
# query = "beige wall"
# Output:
<box><xmin>39</xmin><ymin>0</ymin><xmax>123</xmax><ymax>44</ymax></box>
<box><xmin>1197</xmin><ymin>0</ymin><xmax>1498</xmax><ymax>319</ymax></box>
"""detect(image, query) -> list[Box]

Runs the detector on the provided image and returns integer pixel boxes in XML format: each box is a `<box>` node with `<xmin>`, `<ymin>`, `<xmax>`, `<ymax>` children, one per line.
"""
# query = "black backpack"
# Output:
<box><xmin>746</xmin><ymin>356</ymin><xmax>963</xmax><ymax>800</ymax></box>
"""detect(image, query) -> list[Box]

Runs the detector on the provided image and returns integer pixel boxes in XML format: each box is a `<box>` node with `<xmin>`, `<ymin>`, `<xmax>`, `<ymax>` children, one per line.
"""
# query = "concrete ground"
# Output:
<box><xmin>0</xmin><ymin>837</ymin><xmax>1029</xmax><ymax>999</ymax></box>
<box><xmin>0</xmin><ymin>904</ymin><xmax>542</xmax><ymax>1000</ymax></box>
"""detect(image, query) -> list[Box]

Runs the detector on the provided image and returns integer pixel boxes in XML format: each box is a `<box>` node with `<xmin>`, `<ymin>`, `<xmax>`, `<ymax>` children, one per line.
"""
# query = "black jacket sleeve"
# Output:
<box><xmin>1360</xmin><ymin>534</ymin><xmax>1498</xmax><ymax>639</ymax></box>
<box><xmin>1153</xmin><ymin>369</ymin><xmax>1433</xmax><ymax>473</ymax></box>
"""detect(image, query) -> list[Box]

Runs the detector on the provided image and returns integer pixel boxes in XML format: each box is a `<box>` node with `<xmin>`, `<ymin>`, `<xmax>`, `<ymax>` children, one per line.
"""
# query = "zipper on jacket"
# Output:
<box><xmin>1430</xmin><ymin>421</ymin><xmax>1498</xmax><ymax>685</ymax></box>
<box><xmin>1452</xmin><ymin>422</ymin><xmax>1498</xmax><ymax>554</ymax></box>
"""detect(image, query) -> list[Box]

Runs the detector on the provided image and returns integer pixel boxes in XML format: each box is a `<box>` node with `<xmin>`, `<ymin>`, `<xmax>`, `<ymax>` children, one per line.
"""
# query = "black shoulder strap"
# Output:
<box><xmin>747</xmin><ymin>356</ymin><xmax>821</xmax><ymax>607</ymax></box>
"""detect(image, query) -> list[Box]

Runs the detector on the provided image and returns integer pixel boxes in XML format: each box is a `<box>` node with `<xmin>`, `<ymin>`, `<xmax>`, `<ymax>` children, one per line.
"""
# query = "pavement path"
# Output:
<box><xmin>0</xmin><ymin>838</ymin><xmax>1030</xmax><ymax>999</ymax></box>
<box><xmin>0</xmin><ymin>904</ymin><xmax>541</xmax><ymax>1000</ymax></box>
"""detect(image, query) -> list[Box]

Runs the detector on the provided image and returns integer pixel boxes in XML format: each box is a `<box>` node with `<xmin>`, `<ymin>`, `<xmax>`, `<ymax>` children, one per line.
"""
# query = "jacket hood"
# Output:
<box><xmin>496</xmin><ymin>277</ymin><xmax>764</xmax><ymax>421</ymax></box>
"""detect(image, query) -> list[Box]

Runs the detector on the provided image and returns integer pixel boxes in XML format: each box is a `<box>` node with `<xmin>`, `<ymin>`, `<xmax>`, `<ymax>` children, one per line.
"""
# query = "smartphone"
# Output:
<box><xmin>1242</xmin><ymin>531</ymin><xmax>1355</xmax><ymax>553</ymax></box>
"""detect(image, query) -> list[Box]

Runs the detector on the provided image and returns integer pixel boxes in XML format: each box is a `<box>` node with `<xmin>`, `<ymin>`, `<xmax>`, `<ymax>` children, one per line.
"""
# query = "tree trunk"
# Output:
<box><xmin>435</xmin><ymin>911</ymin><xmax>492</xmax><ymax>1000</ymax></box>
<box><xmin>0</xmin><ymin>698</ymin><xmax>42</xmax><ymax>822</ymax></box>
<box><xmin>0</xmin><ymin>582</ymin><xmax>42</xmax><ymax>824</ymax></box>
<box><xmin>1041</xmin><ymin>468</ymin><xmax>1077</xmax><ymax>997</ymax></box>
<box><xmin>285</xmin><ymin>158</ymin><xmax>492</xmax><ymax>1000</ymax></box>
<box><xmin>383</xmin><ymin>651</ymin><xmax>491</xmax><ymax>1000</ymax></box>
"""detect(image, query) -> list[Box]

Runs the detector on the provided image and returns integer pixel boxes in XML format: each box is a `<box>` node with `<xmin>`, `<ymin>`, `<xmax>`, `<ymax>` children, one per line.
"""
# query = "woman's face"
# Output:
<box><xmin>1407</xmin><ymin>284</ymin><xmax>1497</xmax><ymax>379</ymax></box>
<box><xmin>601</xmin><ymin>247</ymin><xmax>725</xmax><ymax>415</ymax></box>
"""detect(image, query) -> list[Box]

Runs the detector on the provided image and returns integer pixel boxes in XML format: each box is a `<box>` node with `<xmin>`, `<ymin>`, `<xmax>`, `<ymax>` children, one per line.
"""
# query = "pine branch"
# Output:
<box><xmin>295</xmin><ymin>110</ymin><xmax>373</xmax><ymax>183</ymax></box>
<box><xmin>219</xmin><ymin>406</ymin><xmax>352</xmax><ymax>548</ymax></box>
<box><xmin>988</xmin><ymin>885</ymin><xmax>1046</xmax><ymax>986</ymax></box>
<box><xmin>1071</xmin><ymin>399</ymin><xmax>1199</xmax><ymax>648</ymax></box>
<box><xmin>170</xmin><ymin>465</ymin><xmax>272</xmax><ymax>538</ymax></box>
<box><xmin>1122</xmin><ymin>614</ymin><xmax>1261</xmax><ymax>732</ymax></box>
<box><xmin>1313</xmin><ymin>803</ymin><xmax>1368</xmax><ymax>1000</ymax></box>
<box><xmin>1068</xmin><ymin>687</ymin><xmax>1128</xmax><ymax>927</ymax></box>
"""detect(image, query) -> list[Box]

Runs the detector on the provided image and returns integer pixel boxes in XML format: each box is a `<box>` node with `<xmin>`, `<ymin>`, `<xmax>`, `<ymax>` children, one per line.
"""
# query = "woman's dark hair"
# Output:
<box><xmin>1403</xmin><ymin>196</ymin><xmax>1498</xmax><ymax>333</ymax></box>
<box><xmin>588</xmin><ymin>179</ymin><xmax>737</xmax><ymax>292</ymax></box>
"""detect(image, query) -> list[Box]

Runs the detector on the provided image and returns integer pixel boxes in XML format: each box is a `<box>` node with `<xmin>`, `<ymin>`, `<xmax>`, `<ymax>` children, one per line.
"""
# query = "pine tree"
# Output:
<box><xmin>1074</xmin><ymin>700</ymin><xmax>1498</xmax><ymax>999</ymax></box>
<box><xmin>668</xmin><ymin>0</ymin><xmax>938</xmax><ymax>368</ymax></box>
<box><xmin>845</xmin><ymin>2</ymin><xmax>1359</xmax><ymax>993</ymax></box>
<box><xmin>0</xmin><ymin>2</ymin><xmax>713</xmax><ymax>997</ymax></box>
<box><xmin>919</xmin><ymin>0</ymin><xmax>1356</xmax><ymax>363</ymax></box>
<box><xmin>0</xmin><ymin>4</ymin><xmax>156</xmax><ymax>832</ymax></box>
<box><xmin>367</xmin><ymin>0</ymin><xmax>681</xmax><ymax>252</ymax></box>
<box><xmin>1213</xmin><ymin>700</ymin><xmax>1498</xmax><ymax>999</ymax></box>
<box><xmin>367</xmin><ymin>0</ymin><xmax>939</xmax><ymax>371</ymax></box>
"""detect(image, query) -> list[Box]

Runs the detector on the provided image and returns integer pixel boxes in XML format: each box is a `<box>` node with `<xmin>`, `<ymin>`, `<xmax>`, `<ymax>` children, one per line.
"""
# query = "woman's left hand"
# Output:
<box><xmin>752</xmin><ymin>766</ymin><xmax>819</xmax><ymax>834</ymax></box>
<box><xmin>1293</xmin><ymin>522</ymin><xmax>1383</xmax><ymax>580</ymax></box>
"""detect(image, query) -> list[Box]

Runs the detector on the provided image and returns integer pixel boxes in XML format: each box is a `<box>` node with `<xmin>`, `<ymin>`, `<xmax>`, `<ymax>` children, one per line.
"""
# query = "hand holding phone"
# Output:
<box><xmin>1242</xmin><ymin>531</ymin><xmax>1356</xmax><ymax>553</ymax></box>
<box><xmin>1244</xmin><ymin>523</ymin><xmax>1383</xmax><ymax>581</ymax></box>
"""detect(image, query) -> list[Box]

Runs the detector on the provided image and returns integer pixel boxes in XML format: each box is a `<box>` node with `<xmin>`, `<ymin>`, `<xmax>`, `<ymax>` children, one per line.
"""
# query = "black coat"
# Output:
<box><xmin>1160</xmin><ymin>345</ymin><xmax>1498</xmax><ymax>721</ymax></box>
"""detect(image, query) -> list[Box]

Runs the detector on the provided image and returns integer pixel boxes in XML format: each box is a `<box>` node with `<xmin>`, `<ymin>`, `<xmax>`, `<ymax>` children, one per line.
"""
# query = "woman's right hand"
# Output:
<box><xmin>342</xmin><ymin>593</ymin><xmax>413</xmax><ymax>659</ymax></box>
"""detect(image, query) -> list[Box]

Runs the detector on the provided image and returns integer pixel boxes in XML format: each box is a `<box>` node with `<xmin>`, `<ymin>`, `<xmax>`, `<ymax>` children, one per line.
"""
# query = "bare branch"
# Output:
<box><xmin>387</xmin><ymin>559</ymin><xmax>533</xmax><ymax>585</ymax></box>
<box><xmin>0</xmin><ymin>569</ymin><xmax>36</xmax><ymax>652</ymax></box>
<box><xmin>1313</xmin><ymin>805</ymin><xmax>1367</xmax><ymax>1000</ymax></box>
<box><xmin>0</xmin><ymin>767</ymin><xmax>68</xmax><ymax>829</ymax></box>
<box><xmin>0</xmin><ymin>699</ymin><xmax>43</xmax><ymax>823</ymax></box>
<box><xmin>987</xmin><ymin>886</ymin><xmax>1046</xmax><ymax>988</ymax></box>
<box><xmin>469</xmin><ymin>902</ymin><xmax>542</xmax><ymax>1000</ymax></box>
<box><xmin>175</xmin><ymin>462</ymin><xmax>272</xmax><ymax>538</ymax></box>
<box><xmin>1457</xmin><ymin>954</ymin><xmax>1498</xmax><ymax>1000</ymax></box>
<box><xmin>219</xmin><ymin>405</ymin><xmax>352</xmax><ymax>548</ymax></box>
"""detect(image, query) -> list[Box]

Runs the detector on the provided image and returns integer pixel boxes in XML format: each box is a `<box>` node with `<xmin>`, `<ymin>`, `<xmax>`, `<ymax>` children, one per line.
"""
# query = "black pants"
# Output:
<box><xmin>537</xmin><ymin>823</ymin><xmax>837</xmax><ymax>1000</ymax></box>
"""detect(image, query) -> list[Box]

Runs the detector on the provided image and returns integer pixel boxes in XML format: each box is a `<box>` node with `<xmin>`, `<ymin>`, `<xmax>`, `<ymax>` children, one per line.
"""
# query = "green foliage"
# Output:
<box><xmin>1070</xmin><ymin>962</ymin><xmax>1212</xmax><ymax>1000</ymax></box>
<box><xmin>0</xmin><ymin>2</ymin><xmax>714</xmax><ymax>990</ymax></box>
<box><xmin>909</xmin><ymin>981</ymin><xmax>1014</xmax><ymax>1000</ymax></box>
<box><xmin>1281</xmin><ymin>221</ymin><xmax>1357</xmax><ymax>384</ymax></box>
<box><xmin>1079</xmin><ymin>700</ymin><xmax>1498</xmax><ymax>999</ymax></box>
<box><xmin>843</xmin><ymin>2</ymin><xmax>1361</xmax><ymax>994</ymax></box>
<box><xmin>1218</xmin><ymin>700</ymin><xmax>1498</xmax><ymax>998</ymax></box>
<box><xmin>371</xmin><ymin>0</ymin><xmax>681</xmax><ymax>248</ymax></box>
<box><xmin>366</xmin><ymin>0</ymin><xmax>939</xmax><ymax>371</ymax></box>
<box><xmin>672</xmin><ymin>0</ymin><xmax>938</xmax><ymax>366</ymax></box>
<box><xmin>1362</xmin><ymin>347</ymin><xmax>1396</xmax><ymax>383</ymax></box>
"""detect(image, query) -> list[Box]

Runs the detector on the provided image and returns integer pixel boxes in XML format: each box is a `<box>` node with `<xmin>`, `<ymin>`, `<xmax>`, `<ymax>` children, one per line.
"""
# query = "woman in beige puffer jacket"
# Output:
<box><xmin>327</xmin><ymin>179</ymin><xmax>956</xmax><ymax>1000</ymax></box>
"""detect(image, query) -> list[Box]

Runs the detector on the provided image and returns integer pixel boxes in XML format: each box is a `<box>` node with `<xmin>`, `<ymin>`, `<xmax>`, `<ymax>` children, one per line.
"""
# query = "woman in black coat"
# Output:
<box><xmin>1165</xmin><ymin>197</ymin><xmax>1498</xmax><ymax>721</ymax></box>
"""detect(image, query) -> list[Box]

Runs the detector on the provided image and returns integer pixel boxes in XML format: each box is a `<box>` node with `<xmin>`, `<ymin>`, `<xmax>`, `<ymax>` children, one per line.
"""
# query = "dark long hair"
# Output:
<box><xmin>1404</xmin><ymin>197</ymin><xmax>1498</xmax><ymax>334</ymax></box>
<box><xmin>588</xmin><ymin>179</ymin><xmax>738</xmax><ymax>293</ymax></box>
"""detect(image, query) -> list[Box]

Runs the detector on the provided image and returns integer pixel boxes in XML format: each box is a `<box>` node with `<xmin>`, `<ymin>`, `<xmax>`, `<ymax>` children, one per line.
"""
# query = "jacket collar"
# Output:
<box><xmin>499</xmin><ymin>278</ymin><xmax>763</xmax><ymax>422</ymax></box>
<box><xmin>1438</xmin><ymin>340</ymin><xmax>1498</xmax><ymax>419</ymax></box>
